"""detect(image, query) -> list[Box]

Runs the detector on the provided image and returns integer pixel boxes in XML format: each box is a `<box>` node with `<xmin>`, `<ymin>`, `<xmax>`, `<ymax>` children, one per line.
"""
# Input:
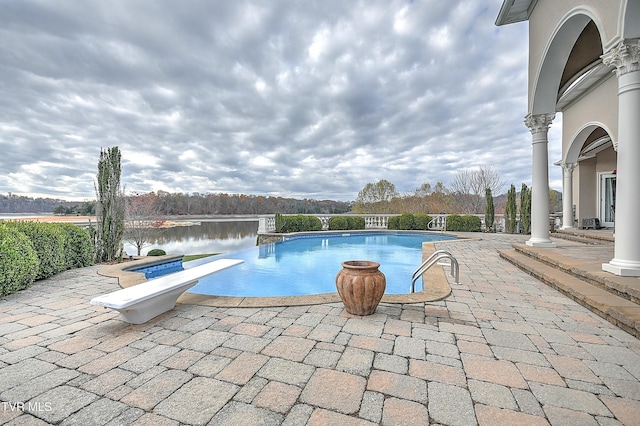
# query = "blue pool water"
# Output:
<box><xmin>186</xmin><ymin>232</ymin><xmax>455</xmax><ymax>297</ymax></box>
<box><xmin>131</xmin><ymin>259</ymin><xmax>184</xmax><ymax>279</ymax></box>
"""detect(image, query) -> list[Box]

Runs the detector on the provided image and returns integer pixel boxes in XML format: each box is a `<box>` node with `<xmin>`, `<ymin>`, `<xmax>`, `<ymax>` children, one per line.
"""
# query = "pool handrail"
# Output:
<box><xmin>411</xmin><ymin>250</ymin><xmax>460</xmax><ymax>292</ymax></box>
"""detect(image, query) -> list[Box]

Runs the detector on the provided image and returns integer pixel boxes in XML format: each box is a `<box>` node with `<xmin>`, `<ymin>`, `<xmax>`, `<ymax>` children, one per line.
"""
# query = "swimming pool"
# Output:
<box><xmin>131</xmin><ymin>258</ymin><xmax>184</xmax><ymax>279</ymax></box>
<box><xmin>186</xmin><ymin>232</ymin><xmax>455</xmax><ymax>297</ymax></box>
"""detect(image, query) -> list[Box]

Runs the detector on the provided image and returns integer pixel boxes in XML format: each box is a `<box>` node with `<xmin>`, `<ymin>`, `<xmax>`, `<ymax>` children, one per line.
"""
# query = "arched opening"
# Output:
<box><xmin>531</xmin><ymin>14</ymin><xmax>598</xmax><ymax>114</ymax></box>
<box><xmin>559</xmin><ymin>21</ymin><xmax>603</xmax><ymax>97</ymax></box>
<box><xmin>567</xmin><ymin>125</ymin><xmax>616</xmax><ymax>226</ymax></box>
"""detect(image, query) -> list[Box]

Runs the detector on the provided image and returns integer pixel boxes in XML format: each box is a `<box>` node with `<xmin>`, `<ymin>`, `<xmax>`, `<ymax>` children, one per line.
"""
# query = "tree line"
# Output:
<box><xmin>150</xmin><ymin>191</ymin><xmax>352</xmax><ymax>215</ymax></box>
<box><xmin>0</xmin><ymin>192</ymin><xmax>352</xmax><ymax>216</ymax></box>
<box><xmin>0</xmin><ymin>193</ymin><xmax>93</xmax><ymax>214</ymax></box>
<box><xmin>353</xmin><ymin>165</ymin><xmax>562</xmax><ymax>215</ymax></box>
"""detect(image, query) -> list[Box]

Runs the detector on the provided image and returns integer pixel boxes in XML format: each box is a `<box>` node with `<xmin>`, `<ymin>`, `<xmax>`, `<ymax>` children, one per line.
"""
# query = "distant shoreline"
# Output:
<box><xmin>0</xmin><ymin>215</ymin><xmax>97</xmax><ymax>225</ymax></box>
<box><xmin>0</xmin><ymin>214</ymin><xmax>260</xmax><ymax>226</ymax></box>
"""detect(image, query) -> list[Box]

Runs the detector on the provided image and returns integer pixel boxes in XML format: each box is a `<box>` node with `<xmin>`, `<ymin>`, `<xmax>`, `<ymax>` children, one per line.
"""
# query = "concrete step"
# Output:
<box><xmin>498</xmin><ymin>248</ymin><xmax>640</xmax><ymax>339</ymax></box>
<box><xmin>511</xmin><ymin>243</ymin><xmax>640</xmax><ymax>304</ymax></box>
<box><xmin>552</xmin><ymin>229</ymin><xmax>614</xmax><ymax>245</ymax></box>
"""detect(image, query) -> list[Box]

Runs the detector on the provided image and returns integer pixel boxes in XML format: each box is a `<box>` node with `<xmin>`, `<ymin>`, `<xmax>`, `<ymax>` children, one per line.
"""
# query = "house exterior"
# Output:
<box><xmin>496</xmin><ymin>0</ymin><xmax>640</xmax><ymax>276</ymax></box>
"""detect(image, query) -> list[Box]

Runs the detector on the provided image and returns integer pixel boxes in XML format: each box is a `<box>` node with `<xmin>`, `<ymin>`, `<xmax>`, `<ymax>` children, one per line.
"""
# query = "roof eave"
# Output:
<box><xmin>495</xmin><ymin>0</ymin><xmax>537</xmax><ymax>26</ymax></box>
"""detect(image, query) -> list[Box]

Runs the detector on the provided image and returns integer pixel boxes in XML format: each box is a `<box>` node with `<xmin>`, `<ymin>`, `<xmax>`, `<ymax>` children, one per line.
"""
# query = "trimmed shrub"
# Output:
<box><xmin>275</xmin><ymin>213</ymin><xmax>284</xmax><ymax>232</ymax></box>
<box><xmin>329</xmin><ymin>216</ymin><xmax>365</xmax><ymax>231</ymax></box>
<box><xmin>463</xmin><ymin>215</ymin><xmax>482</xmax><ymax>232</ymax></box>
<box><xmin>505</xmin><ymin>184</ymin><xmax>517</xmax><ymax>233</ymax></box>
<box><xmin>398</xmin><ymin>213</ymin><xmax>415</xmax><ymax>230</ymax></box>
<box><xmin>147</xmin><ymin>248</ymin><xmax>166</xmax><ymax>256</ymax></box>
<box><xmin>387</xmin><ymin>216</ymin><xmax>400</xmax><ymax>230</ymax></box>
<box><xmin>345</xmin><ymin>216</ymin><xmax>356</xmax><ymax>230</ymax></box>
<box><xmin>387</xmin><ymin>214</ymin><xmax>432</xmax><ymax>230</ymax></box>
<box><xmin>445</xmin><ymin>215</ymin><xmax>463</xmax><ymax>231</ymax></box>
<box><xmin>414</xmin><ymin>214</ymin><xmax>432</xmax><ymax>230</ymax></box>
<box><xmin>520</xmin><ymin>183</ymin><xmax>531</xmax><ymax>234</ymax></box>
<box><xmin>352</xmin><ymin>216</ymin><xmax>366</xmax><ymax>230</ymax></box>
<box><xmin>306</xmin><ymin>216</ymin><xmax>323</xmax><ymax>231</ymax></box>
<box><xmin>328</xmin><ymin>216</ymin><xmax>348</xmax><ymax>230</ymax></box>
<box><xmin>59</xmin><ymin>223</ymin><xmax>94</xmax><ymax>269</ymax></box>
<box><xmin>446</xmin><ymin>215</ymin><xmax>481</xmax><ymax>232</ymax></box>
<box><xmin>485</xmin><ymin>188</ymin><xmax>495</xmax><ymax>232</ymax></box>
<box><xmin>0</xmin><ymin>223</ymin><xmax>39</xmax><ymax>296</ymax></box>
<box><xmin>277</xmin><ymin>215</ymin><xmax>322</xmax><ymax>232</ymax></box>
<box><xmin>7</xmin><ymin>221</ymin><xmax>66</xmax><ymax>280</ymax></box>
<box><xmin>278</xmin><ymin>215</ymin><xmax>294</xmax><ymax>232</ymax></box>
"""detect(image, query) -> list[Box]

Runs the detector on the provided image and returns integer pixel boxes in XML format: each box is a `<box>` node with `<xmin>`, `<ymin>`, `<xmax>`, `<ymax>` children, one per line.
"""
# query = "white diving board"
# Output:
<box><xmin>91</xmin><ymin>258</ymin><xmax>244</xmax><ymax>324</ymax></box>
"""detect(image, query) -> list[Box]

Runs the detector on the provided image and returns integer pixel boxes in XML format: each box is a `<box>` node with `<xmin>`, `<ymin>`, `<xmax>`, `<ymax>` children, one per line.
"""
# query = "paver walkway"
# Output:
<box><xmin>1</xmin><ymin>233</ymin><xmax>639</xmax><ymax>425</ymax></box>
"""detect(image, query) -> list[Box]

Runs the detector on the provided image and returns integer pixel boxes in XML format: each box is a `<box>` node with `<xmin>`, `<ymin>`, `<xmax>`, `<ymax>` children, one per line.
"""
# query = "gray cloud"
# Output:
<box><xmin>0</xmin><ymin>0</ymin><xmax>561</xmax><ymax>202</ymax></box>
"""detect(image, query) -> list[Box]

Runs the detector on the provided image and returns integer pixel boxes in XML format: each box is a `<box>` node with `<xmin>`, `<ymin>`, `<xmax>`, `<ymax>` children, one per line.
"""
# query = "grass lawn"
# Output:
<box><xmin>182</xmin><ymin>253</ymin><xmax>218</xmax><ymax>262</ymax></box>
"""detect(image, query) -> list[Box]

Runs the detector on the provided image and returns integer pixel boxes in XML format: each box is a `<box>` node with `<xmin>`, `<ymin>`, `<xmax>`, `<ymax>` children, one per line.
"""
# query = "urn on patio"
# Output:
<box><xmin>336</xmin><ymin>260</ymin><xmax>386</xmax><ymax>315</ymax></box>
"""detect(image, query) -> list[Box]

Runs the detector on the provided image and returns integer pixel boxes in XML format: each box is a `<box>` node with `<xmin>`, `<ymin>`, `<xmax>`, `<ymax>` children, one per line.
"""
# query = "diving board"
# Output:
<box><xmin>91</xmin><ymin>258</ymin><xmax>244</xmax><ymax>324</ymax></box>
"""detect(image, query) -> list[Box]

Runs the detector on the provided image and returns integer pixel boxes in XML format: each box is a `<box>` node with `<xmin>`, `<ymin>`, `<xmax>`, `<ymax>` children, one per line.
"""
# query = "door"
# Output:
<box><xmin>600</xmin><ymin>173</ymin><xmax>616</xmax><ymax>228</ymax></box>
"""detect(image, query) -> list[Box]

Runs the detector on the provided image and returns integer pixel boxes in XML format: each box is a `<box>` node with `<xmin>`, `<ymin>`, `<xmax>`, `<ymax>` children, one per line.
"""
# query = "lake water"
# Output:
<box><xmin>124</xmin><ymin>219</ymin><xmax>259</xmax><ymax>256</ymax></box>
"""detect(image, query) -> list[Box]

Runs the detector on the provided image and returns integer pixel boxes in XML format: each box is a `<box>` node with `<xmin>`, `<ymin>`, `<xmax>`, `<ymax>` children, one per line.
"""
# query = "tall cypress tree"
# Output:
<box><xmin>505</xmin><ymin>184</ymin><xmax>517</xmax><ymax>234</ymax></box>
<box><xmin>94</xmin><ymin>147</ymin><xmax>125</xmax><ymax>262</ymax></box>
<box><xmin>520</xmin><ymin>183</ymin><xmax>531</xmax><ymax>234</ymax></box>
<box><xmin>484</xmin><ymin>188</ymin><xmax>495</xmax><ymax>232</ymax></box>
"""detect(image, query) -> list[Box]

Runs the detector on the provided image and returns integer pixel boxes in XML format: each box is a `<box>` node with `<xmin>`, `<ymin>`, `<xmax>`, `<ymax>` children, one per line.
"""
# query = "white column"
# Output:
<box><xmin>602</xmin><ymin>39</ymin><xmax>640</xmax><ymax>276</ymax></box>
<box><xmin>525</xmin><ymin>113</ymin><xmax>556</xmax><ymax>247</ymax></box>
<box><xmin>560</xmin><ymin>162</ymin><xmax>576</xmax><ymax>230</ymax></box>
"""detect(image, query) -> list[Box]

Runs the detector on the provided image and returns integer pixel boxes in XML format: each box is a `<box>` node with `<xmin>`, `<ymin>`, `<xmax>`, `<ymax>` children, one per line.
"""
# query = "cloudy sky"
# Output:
<box><xmin>0</xmin><ymin>0</ymin><xmax>563</xmax><ymax>202</ymax></box>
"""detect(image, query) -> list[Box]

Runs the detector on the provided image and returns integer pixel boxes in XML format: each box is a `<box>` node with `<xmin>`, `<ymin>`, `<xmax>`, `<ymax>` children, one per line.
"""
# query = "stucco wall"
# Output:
<box><xmin>562</xmin><ymin>74</ymin><xmax>618</xmax><ymax>157</ymax></box>
<box><xmin>575</xmin><ymin>157</ymin><xmax>597</xmax><ymax>220</ymax></box>
<box><xmin>596</xmin><ymin>147</ymin><xmax>617</xmax><ymax>173</ymax></box>
<box><xmin>572</xmin><ymin>147</ymin><xmax>615</xmax><ymax>223</ymax></box>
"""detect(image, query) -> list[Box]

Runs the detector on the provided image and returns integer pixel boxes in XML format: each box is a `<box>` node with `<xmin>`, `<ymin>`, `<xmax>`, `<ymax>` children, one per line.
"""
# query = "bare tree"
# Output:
<box><xmin>450</xmin><ymin>169</ymin><xmax>475</xmax><ymax>214</ymax></box>
<box><xmin>353</xmin><ymin>179</ymin><xmax>399</xmax><ymax>213</ymax></box>
<box><xmin>124</xmin><ymin>192</ymin><xmax>165</xmax><ymax>256</ymax></box>
<box><xmin>450</xmin><ymin>165</ymin><xmax>505</xmax><ymax>214</ymax></box>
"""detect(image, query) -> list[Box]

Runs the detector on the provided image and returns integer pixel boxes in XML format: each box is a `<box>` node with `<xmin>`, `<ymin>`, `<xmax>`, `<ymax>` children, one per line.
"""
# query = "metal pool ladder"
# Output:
<box><xmin>411</xmin><ymin>250</ymin><xmax>460</xmax><ymax>293</ymax></box>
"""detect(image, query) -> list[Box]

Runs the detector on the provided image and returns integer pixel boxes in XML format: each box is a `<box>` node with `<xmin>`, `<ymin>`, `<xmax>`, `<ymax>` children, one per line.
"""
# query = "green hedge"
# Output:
<box><xmin>0</xmin><ymin>223</ymin><xmax>40</xmax><ymax>296</ymax></box>
<box><xmin>1</xmin><ymin>222</ymin><xmax>94</xmax><ymax>289</ymax></box>
<box><xmin>446</xmin><ymin>215</ymin><xmax>481</xmax><ymax>232</ymax></box>
<box><xmin>349</xmin><ymin>216</ymin><xmax>366</xmax><ymax>230</ymax></box>
<box><xmin>328</xmin><ymin>216</ymin><xmax>348</xmax><ymax>230</ymax></box>
<box><xmin>328</xmin><ymin>216</ymin><xmax>365</xmax><ymax>231</ymax></box>
<box><xmin>414</xmin><ymin>214</ymin><xmax>432</xmax><ymax>230</ymax></box>
<box><xmin>276</xmin><ymin>214</ymin><xmax>323</xmax><ymax>233</ymax></box>
<box><xmin>147</xmin><ymin>248</ymin><xmax>166</xmax><ymax>256</ymax></box>
<box><xmin>399</xmin><ymin>213</ymin><xmax>415</xmax><ymax>230</ymax></box>
<box><xmin>7</xmin><ymin>222</ymin><xmax>66</xmax><ymax>280</ymax></box>
<box><xmin>387</xmin><ymin>213</ymin><xmax>433</xmax><ymax>230</ymax></box>
<box><xmin>58</xmin><ymin>223</ymin><xmax>94</xmax><ymax>269</ymax></box>
<box><xmin>387</xmin><ymin>216</ymin><xmax>399</xmax><ymax>229</ymax></box>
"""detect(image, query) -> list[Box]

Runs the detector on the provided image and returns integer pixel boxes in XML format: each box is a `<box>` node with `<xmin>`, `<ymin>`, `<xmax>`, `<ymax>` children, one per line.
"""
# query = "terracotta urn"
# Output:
<box><xmin>336</xmin><ymin>260</ymin><xmax>386</xmax><ymax>315</ymax></box>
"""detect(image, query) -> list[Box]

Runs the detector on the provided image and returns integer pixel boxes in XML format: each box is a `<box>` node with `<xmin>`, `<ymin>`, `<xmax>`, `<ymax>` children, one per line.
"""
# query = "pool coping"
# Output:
<box><xmin>98</xmin><ymin>235</ymin><xmax>465</xmax><ymax>308</ymax></box>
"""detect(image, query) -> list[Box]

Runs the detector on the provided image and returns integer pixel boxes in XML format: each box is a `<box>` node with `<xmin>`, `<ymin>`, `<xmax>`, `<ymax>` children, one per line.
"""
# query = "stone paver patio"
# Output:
<box><xmin>1</xmin><ymin>233</ymin><xmax>639</xmax><ymax>425</ymax></box>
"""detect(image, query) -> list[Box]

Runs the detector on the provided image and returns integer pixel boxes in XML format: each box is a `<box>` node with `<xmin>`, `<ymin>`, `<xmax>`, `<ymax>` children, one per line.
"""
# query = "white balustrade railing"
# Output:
<box><xmin>258</xmin><ymin>216</ymin><xmax>277</xmax><ymax>233</ymax></box>
<box><xmin>427</xmin><ymin>215</ymin><xmax>447</xmax><ymax>231</ymax></box>
<box><xmin>258</xmin><ymin>214</ymin><xmax>393</xmax><ymax>233</ymax></box>
<box><xmin>365</xmin><ymin>215</ymin><xmax>389</xmax><ymax>229</ymax></box>
<box><xmin>258</xmin><ymin>213</ymin><xmax>533</xmax><ymax>234</ymax></box>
